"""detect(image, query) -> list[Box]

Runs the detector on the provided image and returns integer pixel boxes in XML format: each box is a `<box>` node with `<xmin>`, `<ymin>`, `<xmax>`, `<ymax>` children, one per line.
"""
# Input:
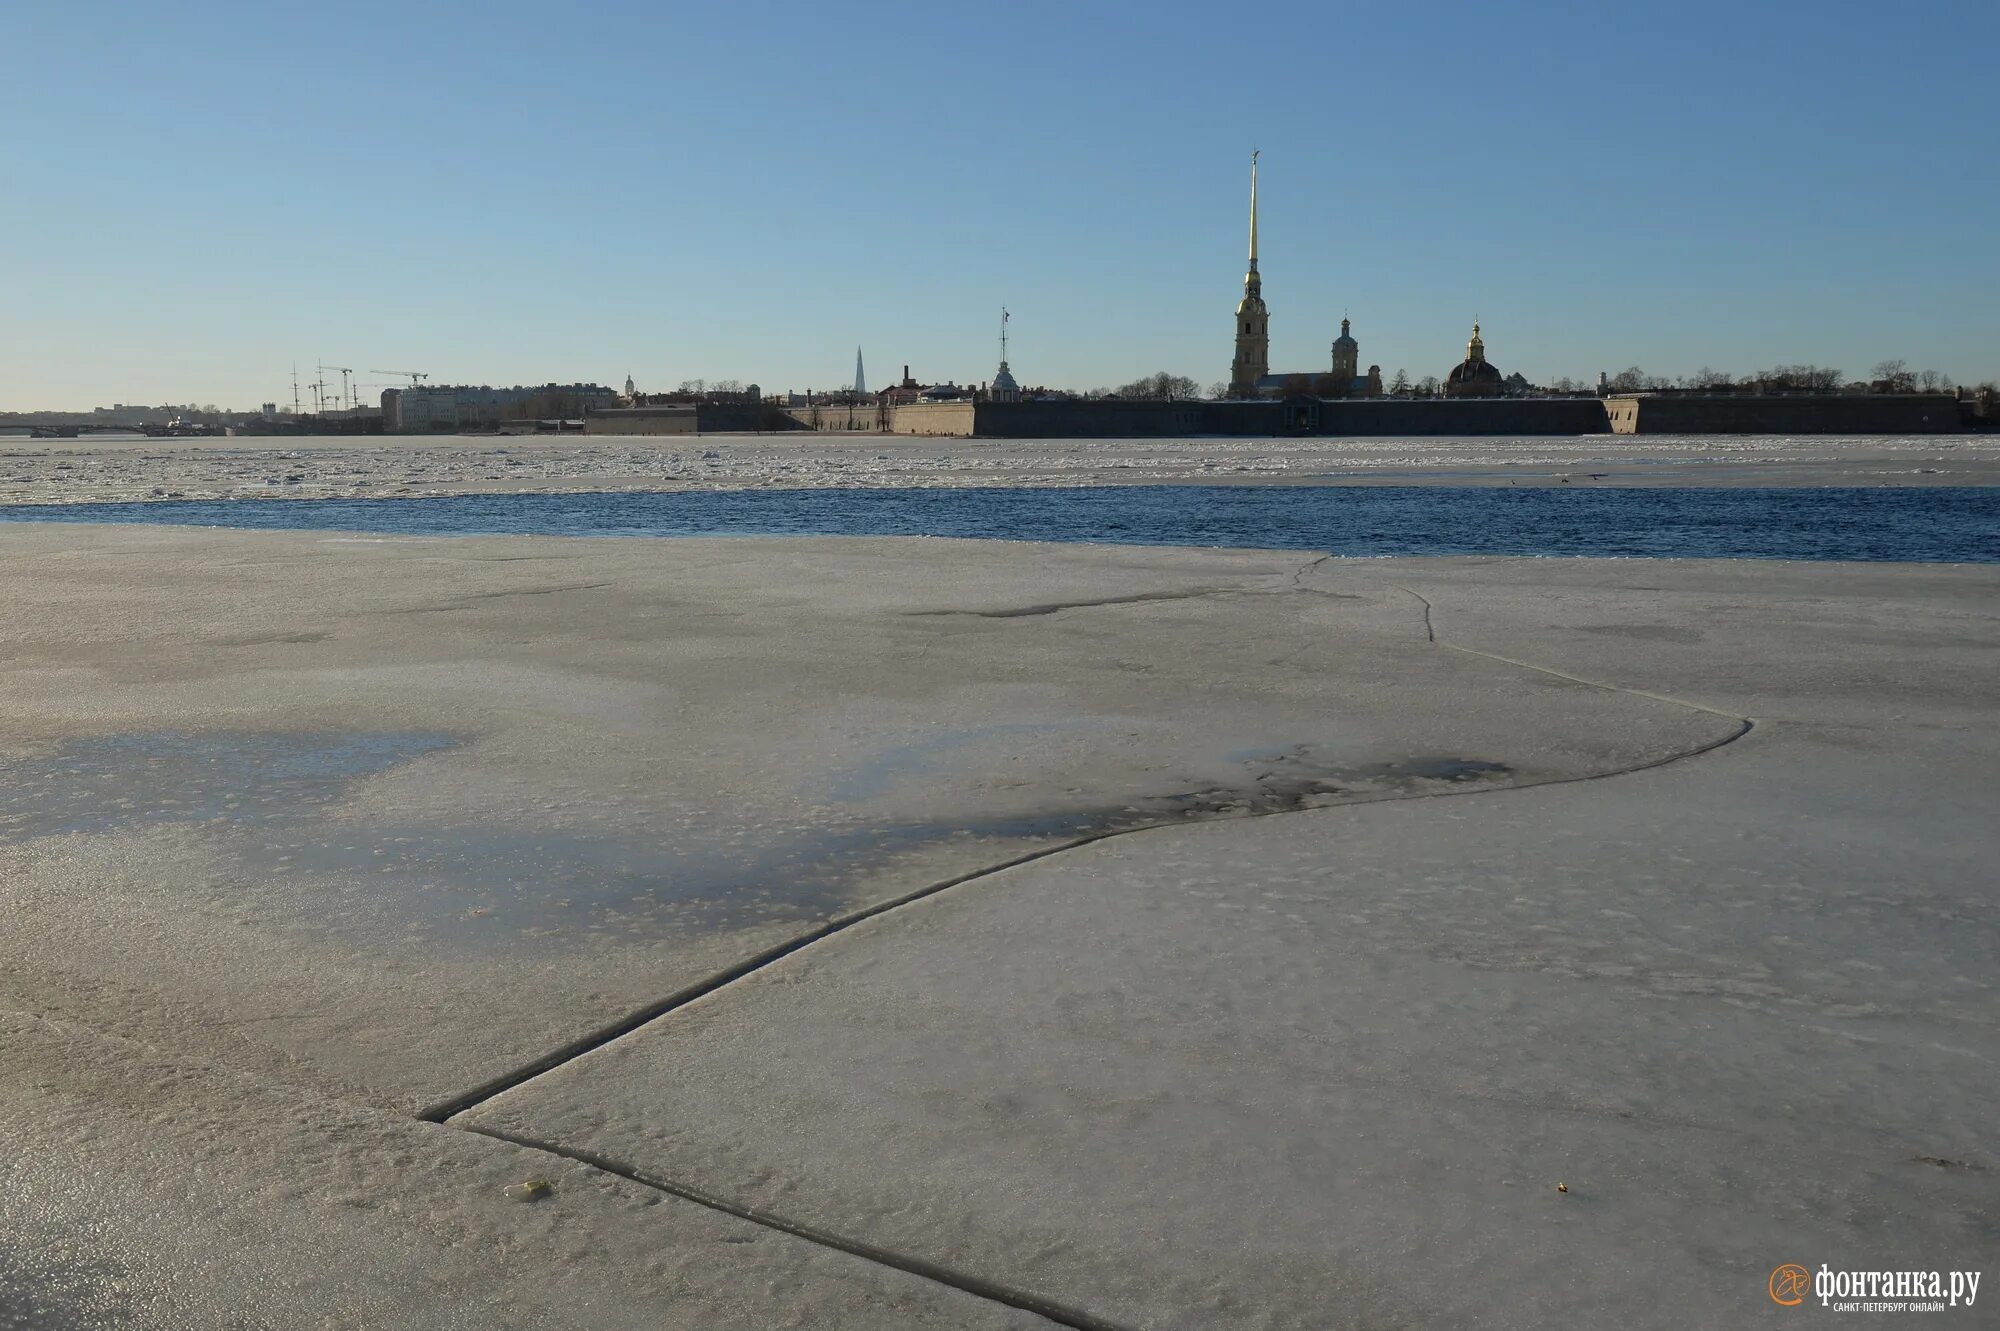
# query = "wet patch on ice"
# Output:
<box><xmin>1119</xmin><ymin>745</ymin><xmax>1511</xmax><ymax>820</ymax></box>
<box><xmin>0</xmin><ymin>1233</ymin><xmax>139</xmax><ymax>1331</ymax></box>
<box><xmin>0</xmin><ymin>730</ymin><xmax>457</xmax><ymax>839</ymax></box>
<box><xmin>0</xmin><ymin>729</ymin><xmax>1512</xmax><ymax>953</ymax></box>
<box><xmin>820</xmin><ymin>721</ymin><xmax>1112</xmax><ymax>803</ymax></box>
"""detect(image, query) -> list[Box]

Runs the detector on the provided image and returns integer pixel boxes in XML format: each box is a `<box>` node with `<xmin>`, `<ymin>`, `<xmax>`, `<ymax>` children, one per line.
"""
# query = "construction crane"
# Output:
<box><xmin>371</xmin><ymin>369</ymin><xmax>430</xmax><ymax>385</ymax></box>
<box><xmin>323</xmin><ymin>366</ymin><xmax>358</xmax><ymax>410</ymax></box>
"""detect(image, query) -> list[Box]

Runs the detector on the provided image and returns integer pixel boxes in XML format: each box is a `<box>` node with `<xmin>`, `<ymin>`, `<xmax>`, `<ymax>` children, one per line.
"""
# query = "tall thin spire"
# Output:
<box><xmin>992</xmin><ymin>308</ymin><xmax>1020</xmax><ymax>402</ymax></box>
<box><xmin>853</xmin><ymin>347</ymin><xmax>866</xmax><ymax>397</ymax></box>
<box><xmin>1248</xmin><ymin>149</ymin><xmax>1260</xmax><ymax>272</ymax></box>
<box><xmin>1230</xmin><ymin>151</ymin><xmax>1271</xmax><ymax>397</ymax></box>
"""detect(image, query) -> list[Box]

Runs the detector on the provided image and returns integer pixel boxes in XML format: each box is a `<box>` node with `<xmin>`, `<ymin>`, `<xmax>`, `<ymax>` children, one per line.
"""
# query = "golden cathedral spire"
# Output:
<box><xmin>1248</xmin><ymin>149</ymin><xmax>1260</xmax><ymax>275</ymax></box>
<box><xmin>1230</xmin><ymin>151</ymin><xmax>1271</xmax><ymax>396</ymax></box>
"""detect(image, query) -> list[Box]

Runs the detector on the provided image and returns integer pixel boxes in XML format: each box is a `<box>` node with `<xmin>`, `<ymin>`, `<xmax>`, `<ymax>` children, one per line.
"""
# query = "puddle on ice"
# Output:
<box><xmin>281</xmin><ymin>809</ymin><xmax>1116</xmax><ymax>945</ymax></box>
<box><xmin>0</xmin><ymin>729</ymin><xmax>1114</xmax><ymax>948</ymax></box>
<box><xmin>0</xmin><ymin>730</ymin><xmax>1513</xmax><ymax>950</ymax></box>
<box><xmin>0</xmin><ymin>730</ymin><xmax>458</xmax><ymax>838</ymax></box>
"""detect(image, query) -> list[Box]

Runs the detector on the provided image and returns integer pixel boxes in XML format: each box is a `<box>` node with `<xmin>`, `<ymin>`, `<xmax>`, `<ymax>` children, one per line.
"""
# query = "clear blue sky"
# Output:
<box><xmin>4</xmin><ymin>0</ymin><xmax>1995</xmax><ymax>408</ymax></box>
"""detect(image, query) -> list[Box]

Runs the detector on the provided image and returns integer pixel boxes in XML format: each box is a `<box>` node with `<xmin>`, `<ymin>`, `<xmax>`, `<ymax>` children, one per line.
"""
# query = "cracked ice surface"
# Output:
<box><xmin>0</xmin><ymin>525</ymin><xmax>1993</xmax><ymax>1328</ymax></box>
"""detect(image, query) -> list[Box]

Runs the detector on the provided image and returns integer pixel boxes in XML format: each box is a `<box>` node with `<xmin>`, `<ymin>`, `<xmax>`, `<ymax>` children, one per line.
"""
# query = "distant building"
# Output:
<box><xmin>991</xmin><ymin>310</ymin><xmax>1020</xmax><ymax>403</ymax></box>
<box><xmin>1226</xmin><ymin>156</ymin><xmax>1381</xmax><ymax>399</ymax></box>
<box><xmin>1444</xmin><ymin>323</ymin><xmax>1505</xmax><ymax>398</ymax></box>
<box><xmin>381</xmin><ymin>386</ymin><xmax>462</xmax><ymax>432</ymax></box>
<box><xmin>880</xmin><ymin>365</ymin><xmax>925</xmax><ymax>406</ymax></box>
<box><xmin>1254</xmin><ymin>316</ymin><xmax>1384</xmax><ymax>398</ymax></box>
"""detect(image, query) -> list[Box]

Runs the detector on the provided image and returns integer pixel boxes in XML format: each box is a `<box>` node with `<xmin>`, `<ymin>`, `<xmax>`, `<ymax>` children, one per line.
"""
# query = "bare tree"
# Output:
<box><xmin>1416</xmin><ymin>374</ymin><xmax>1441</xmax><ymax>396</ymax></box>
<box><xmin>1870</xmin><ymin>360</ymin><xmax>1916</xmax><ymax>392</ymax></box>
<box><xmin>1754</xmin><ymin>365</ymin><xmax>1844</xmax><ymax>392</ymax></box>
<box><xmin>1388</xmin><ymin>368</ymin><xmax>1410</xmax><ymax>395</ymax></box>
<box><xmin>1114</xmin><ymin>371</ymin><xmax>1202</xmax><ymax>400</ymax></box>
<box><xmin>1915</xmin><ymin>369</ymin><xmax>1943</xmax><ymax>392</ymax></box>
<box><xmin>1206</xmin><ymin>381</ymin><xmax>1230</xmax><ymax>400</ymax></box>
<box><xmin>1605</xmin><ymin>366</ymin><xmax>1649</xmax><ymax>393</ymax></box>
<box><xmin>1686</xmin><ymin>366</ymin><xmax>1734</xmax><ymax>389</ymax></box>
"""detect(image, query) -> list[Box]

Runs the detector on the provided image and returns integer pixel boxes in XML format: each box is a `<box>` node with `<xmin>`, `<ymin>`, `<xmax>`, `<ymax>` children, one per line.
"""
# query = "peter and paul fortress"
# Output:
<box><xmin>773</xmin><ymin>154</ymin><xmax>1959</xmax><ymax>438</ymax></box>
<box><xmin>1227</xmin><ymin>152</ymin><xmax>1384</xmax><ymax>400</ymax></box>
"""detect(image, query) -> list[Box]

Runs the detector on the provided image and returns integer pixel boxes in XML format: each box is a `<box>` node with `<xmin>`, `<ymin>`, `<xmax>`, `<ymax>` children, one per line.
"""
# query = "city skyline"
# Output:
<box><xmin>4</xmin><ymin>0</ymin><xmax>1996</xmax><ymax>410</ymax></box>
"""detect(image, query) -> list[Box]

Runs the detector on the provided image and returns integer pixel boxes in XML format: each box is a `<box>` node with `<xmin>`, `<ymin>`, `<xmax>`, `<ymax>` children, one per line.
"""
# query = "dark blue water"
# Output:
<box><xmin>3</xmin><ymin>486</ymin><xmax>1995</xmax><ymax>561</ymax></box>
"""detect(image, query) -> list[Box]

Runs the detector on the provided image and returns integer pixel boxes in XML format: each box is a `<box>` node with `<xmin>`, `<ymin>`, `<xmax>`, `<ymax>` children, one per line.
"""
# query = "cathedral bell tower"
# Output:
<box><xmin>1331</xmin><ymin>317</ymin><xmax>1359</xmax><ymax>382</ymax></box>
<box><xmin>1229</xmin><ymin>151</ymin><xmax>1270</xmax><ymax>397</ymax></box>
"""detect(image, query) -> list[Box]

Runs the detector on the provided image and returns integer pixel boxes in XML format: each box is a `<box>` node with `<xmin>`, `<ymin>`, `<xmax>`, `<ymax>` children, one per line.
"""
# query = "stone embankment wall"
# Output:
<box><xmin>1607</xmin><ymin>393</ymin><xmax>1960</xmax><ymax>435</ymax></box>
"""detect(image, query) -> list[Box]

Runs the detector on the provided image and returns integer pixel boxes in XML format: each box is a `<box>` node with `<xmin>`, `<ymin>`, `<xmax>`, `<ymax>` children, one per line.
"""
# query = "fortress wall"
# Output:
<box><xmin>588</xmin><ymin>405</ymin><xmax>807</xmax><ymax>435</ymax></box>
<box><xmin>1608</xmin><ymin>394</ymin><xmax>1961</xmax><ymax>435</ymax></box>
<box><xmin>883</xmin><ymin>402</ymin><xmax>979</xmax><ymax>436</ymax></box>
<box><xmin>583</xmin><ymin>407</ymin><xmax>698</xmax><ymax>436</ymax></box>
<box><xmin>784</xmin><ymin>398</ymin><xmax>1603</xmax><ymax>438</ymax></box>
<box><xmin>973</xmin><ymin>400</ymin><xmax>1210</xmax><ymax>437</ymax></box>
<box><xmin>697</xmin><ymin>403</ymin><xmax>800</xmax><ymax>433</ymax></box>
<box><xmin>780</xmin><ymin>404</ymin><xmax>884</xmax><ymax>432</ymax></box>
<box><xmin>975</xmin><ymin>397</ymin><xmax>1605</xmax><ymax>438</ymax></box>
<box><xmin>1300</xmin><ymin>398</ymin><xmax>1611</xmax><ymax>436</ymax></box>
<box><xmin>769</xmin><ymin>394</ymin><xmax>1959</xmax><ymax>440</ymax></box>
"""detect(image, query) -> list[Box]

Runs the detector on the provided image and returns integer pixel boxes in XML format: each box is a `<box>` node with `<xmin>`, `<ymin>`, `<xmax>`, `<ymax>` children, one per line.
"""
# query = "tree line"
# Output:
<box><xmin>1600</xmin><ymin>361</ymin><xmax>1957</xmax><ymax>393</ymax></box>
<box><xmin>1048</xmin><ymin>360</ymin><xmax>1987</xmax><ymax>401</ymax></box>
